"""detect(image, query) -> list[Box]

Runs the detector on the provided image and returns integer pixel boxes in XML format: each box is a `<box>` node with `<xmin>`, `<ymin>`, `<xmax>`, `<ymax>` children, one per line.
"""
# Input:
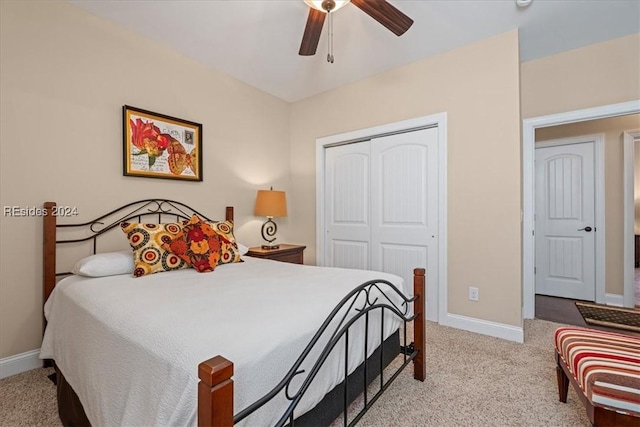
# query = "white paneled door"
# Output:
<box><xmin>325</xmin><ymin>142</ymin><xmax>371</xmax><ymax>270</ymax></box>
<box><xmin>535</xmin><ymin>142</ymin><xmax>596</xmax><ymax>301</ymax></box>
<box><xmin>325</xmin><ymin>128</ymin><xmax>439</xmax><ymax>320</ymax></box>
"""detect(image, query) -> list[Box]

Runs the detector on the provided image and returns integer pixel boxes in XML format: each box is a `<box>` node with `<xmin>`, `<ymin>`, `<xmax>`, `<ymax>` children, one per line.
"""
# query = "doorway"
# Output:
<box><xmin>523</xmin><ymin>100</ymin><xmax>640</xmax><ymax>319</ymax></box>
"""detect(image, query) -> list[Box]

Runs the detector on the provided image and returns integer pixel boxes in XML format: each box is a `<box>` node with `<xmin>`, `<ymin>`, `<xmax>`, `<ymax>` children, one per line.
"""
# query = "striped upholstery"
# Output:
<box><xmin>554</xmin><ymin>327</ymin><xmax>640</xmax><ymax>416</ymax></box>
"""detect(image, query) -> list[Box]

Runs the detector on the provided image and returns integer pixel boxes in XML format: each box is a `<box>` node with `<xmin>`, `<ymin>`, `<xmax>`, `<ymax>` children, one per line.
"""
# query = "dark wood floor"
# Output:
<box><xmin>535</xmin><ymin>294</ymin><xmax>639</xmax><ymax>335</ymax></box>
<box><xmin>535</xmin><ymin>294</ymin><xmax>588</xmax><ymax>326</ymax></box>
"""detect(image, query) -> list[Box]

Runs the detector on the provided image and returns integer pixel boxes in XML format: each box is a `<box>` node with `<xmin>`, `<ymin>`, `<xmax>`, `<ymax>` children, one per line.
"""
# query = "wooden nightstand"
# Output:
<box><xmin>246</xmin><ymin>244</ymin><xmax>306</xmax><ymax>265</ymax></box>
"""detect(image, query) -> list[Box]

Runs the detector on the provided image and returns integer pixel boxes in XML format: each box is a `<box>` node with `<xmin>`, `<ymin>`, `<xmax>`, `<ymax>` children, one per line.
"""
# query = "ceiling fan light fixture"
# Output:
<box><xmin>304</xmin><ymin>0</ymin><xmax>351</xmax><ymax>13</ymax></box>
<box><xmin>298</xmin><ymin>0</ymin><xmax>413</xmax><ymax>59</ymax></box>
<box><xmin>516</xmin><ymin>0</ymin><xmax>533</xmax><ymax>8</ymax></box>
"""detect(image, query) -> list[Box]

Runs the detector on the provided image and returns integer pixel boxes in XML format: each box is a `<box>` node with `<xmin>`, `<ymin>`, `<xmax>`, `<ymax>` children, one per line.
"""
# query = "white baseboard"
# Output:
<box><xmin>0</xmin><ymin>349</ymin><xmax>42</xmax><ymax>379</ymax></box>
<box><xmin>604</xmin><ymin>293</ymin><xmax>624</xmax><ymax>307</ymax></box>
<box><xmin>441</xmin><ymin>313</ymin><xmax>524</xmax><ymax>343</ymax></box>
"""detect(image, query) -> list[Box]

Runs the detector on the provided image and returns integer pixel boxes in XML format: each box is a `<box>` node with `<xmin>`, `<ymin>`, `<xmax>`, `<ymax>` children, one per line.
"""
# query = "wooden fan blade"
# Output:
<box><xmin>299</xmin><ymin>8</ymin><xmax>326</xmax><ymax>56</ymax></box>
<box><xmin>351</xmin><ymin>0</ymin><xmax>413</xmax><ymax>36</ymax></box>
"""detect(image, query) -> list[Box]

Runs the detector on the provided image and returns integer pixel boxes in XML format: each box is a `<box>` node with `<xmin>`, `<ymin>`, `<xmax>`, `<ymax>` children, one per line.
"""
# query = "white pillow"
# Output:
<box><xmin>237</xmin><ymin>243</ymin><xmax>249</xmax><ymax>255</ymax></box>
<box><xmin>72</xmin><ymin>251</ymin><xmax>134</xmax><ymax>277</ymax></box>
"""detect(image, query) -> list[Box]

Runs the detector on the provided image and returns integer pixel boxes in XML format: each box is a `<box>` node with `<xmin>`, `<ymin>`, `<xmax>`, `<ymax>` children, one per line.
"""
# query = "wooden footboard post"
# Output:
<box><xmin>413</xmin><ymin>268</ymin><xmax>426</xmax><ymax>382</ymax></box>
<box><xmin>198</xmin><ymin>356</ymin><xmax>234</xmax><ymax>427</ymax></box>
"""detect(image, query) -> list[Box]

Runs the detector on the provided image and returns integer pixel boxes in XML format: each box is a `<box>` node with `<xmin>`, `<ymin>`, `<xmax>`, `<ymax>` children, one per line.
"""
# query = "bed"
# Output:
<box><xmin>40</xmin><ymin>200</ymin><xmax>426</xmax><ymax>426</ymax></box>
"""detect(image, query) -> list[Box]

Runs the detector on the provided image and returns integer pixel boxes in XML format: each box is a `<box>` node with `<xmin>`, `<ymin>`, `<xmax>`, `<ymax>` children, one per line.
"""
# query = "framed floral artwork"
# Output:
<box><xmin>123</xmin><ymin>105</ymin><xmax>203</xmax><ymax>181</ymax></box>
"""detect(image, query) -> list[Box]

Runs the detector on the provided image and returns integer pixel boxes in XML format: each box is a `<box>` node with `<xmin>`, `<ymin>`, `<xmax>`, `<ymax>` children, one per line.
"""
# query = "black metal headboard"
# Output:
<box><xmin>43</xmin><ymin>199</ymin><xmax>234</xmax><ymax>304</ymax></box>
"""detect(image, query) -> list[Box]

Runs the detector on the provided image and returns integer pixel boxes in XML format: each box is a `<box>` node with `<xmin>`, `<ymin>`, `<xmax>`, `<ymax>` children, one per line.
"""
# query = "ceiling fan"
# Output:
<box><xmin>299</xmin><ymin>0</ymin><xmax>413</xmax><ymax>62</ymax></box>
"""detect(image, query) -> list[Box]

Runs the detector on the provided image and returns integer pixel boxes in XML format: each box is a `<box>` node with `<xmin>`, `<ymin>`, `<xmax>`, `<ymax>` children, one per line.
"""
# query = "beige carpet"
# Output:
<box><xmin>0</xmin><ymin>319</ymin><xmax>589</xmax><ymax>426</ymax></box>
<box><xmin>0</xmin><ymin>366</ymin><xmax>60</xmax><ymax>426</ymax></box>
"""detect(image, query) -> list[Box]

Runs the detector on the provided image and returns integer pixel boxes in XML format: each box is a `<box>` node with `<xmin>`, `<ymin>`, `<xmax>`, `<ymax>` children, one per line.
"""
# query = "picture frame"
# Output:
<box><xmin>123</xmin><ymin>105</ymin><xmax>203</xmax><ymax>181</ymax></box>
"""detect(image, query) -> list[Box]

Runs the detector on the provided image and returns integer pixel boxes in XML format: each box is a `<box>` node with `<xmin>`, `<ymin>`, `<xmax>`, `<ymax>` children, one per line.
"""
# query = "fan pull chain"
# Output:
<box><xmin>327</xmin><ymin>9</ymin><xmax>334</xmax><ymax>63</ymax></box>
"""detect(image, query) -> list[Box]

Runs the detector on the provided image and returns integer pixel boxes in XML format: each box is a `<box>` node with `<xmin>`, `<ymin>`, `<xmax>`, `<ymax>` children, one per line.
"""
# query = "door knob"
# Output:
<box><xmin>578</xmin><ymin>226</ymin><xmax>593</xmax><ymax>232</ymax></box>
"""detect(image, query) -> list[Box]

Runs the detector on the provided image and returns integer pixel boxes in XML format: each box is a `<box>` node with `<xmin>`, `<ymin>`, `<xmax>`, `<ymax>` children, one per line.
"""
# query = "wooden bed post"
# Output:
<box><xmin>43</xmin><ymin>202</ymin><xmax>57</xmax><ymax>368</ymax></box>
<box><xmin>198</xmin><ymin>356</ymin><xmax>234</xmax><ymax>427</ymax></box>
<box><xmin>43</xmin><ymin>202</ymin><xmax>57</xmax><ymax>309</ymax></box>
<box><xmin>413</xmin><ymin>268</ymin><xmax>426</xmax><ymax>382</ymax></box>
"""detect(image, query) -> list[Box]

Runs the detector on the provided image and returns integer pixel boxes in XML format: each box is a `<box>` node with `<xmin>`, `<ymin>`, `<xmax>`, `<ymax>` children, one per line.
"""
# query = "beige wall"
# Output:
<box><xmin>289</xmin><ymin>31</ymin><xmax>523</xmax><ymax>327</ymax></box>
<box><xmin>0</xmin><ymin>1</ymin><xmax>291</xmax><ymax>358</ymax></box>
<box><xmin>536</xmin><ymin>114</ymin><xmax>640</xmax><ymax>295</ymax></box>
<box><xmin>521</xmin><ymin>33</ymin><xmax>640</xmax><ymax>119</ymax></box>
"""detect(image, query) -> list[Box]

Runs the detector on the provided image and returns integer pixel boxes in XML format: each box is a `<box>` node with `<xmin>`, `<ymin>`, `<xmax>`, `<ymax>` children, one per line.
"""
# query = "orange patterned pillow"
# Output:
<box><xmin>120</xmin><ymin>222</ymin><xmax>188</xmax><ymax>277</ymax></box>
<box><xmin>164</xmin><ymin>215</ymin><xmax>222</xmax><ymax>273</ymax></box>
<box><xmin>178</xmin><ymin>216</ymin><xmax>242</xmax><ymax>265</ymax></box>
<box><xmin>206</xmin><ymin>220</ymin><xmax>243</xmax><ymax>265</ymax></box>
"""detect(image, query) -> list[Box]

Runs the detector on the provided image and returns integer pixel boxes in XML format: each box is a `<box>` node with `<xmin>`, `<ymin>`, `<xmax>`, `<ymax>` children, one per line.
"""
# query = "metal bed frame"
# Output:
<box><xmin>42</xmin><ymin>200</ymin><xmax>426</xmax><ymax>426</ymax></box>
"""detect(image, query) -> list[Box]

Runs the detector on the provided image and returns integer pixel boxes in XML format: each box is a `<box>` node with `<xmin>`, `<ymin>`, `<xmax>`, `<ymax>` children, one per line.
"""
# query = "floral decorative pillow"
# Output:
<box><xmin>120</xmin><ymin>222</ymin><xmax>188</xmax><ymax>277</ymax></box>
<box><xmin>164</xmin><ymin>215</ymin><xmax>222</xmax><ymax>273</ymax></box>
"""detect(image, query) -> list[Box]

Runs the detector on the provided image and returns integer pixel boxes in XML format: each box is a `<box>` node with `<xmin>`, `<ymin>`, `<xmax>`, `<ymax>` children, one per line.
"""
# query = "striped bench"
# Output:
<box><xmin>554</xmin><ymin>327</ymin><xmax>640</xmax><ymax>426</ymax></box>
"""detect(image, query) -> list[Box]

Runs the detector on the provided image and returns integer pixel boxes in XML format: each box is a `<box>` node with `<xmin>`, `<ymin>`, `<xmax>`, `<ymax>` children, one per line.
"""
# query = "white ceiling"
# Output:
<box><xmin>70</xmin><ymin>0</ymin><xmax>639</xmax><ymax>102</ymax></box>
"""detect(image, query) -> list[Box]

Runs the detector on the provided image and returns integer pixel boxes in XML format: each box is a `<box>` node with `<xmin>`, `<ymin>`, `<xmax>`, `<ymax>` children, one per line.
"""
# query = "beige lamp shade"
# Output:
<box><xmin>254</xmin><ymin>190</ymin><xmax>287</xmax><ymax>217</ymax></box>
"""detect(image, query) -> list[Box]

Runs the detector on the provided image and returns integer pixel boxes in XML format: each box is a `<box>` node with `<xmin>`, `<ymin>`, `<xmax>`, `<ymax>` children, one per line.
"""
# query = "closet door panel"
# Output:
<box><xmin>371</xmin><ymin>128</ymin><xmax>439</xmax><ymax>320</ymax></box>
<box><xmin>324</xmin><ymin>142</ymin><xmax>371</xmax><ymax>269</ymax></box>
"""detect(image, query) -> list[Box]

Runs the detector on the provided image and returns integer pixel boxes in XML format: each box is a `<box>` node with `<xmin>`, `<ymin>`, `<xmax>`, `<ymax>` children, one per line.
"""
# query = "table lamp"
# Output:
<box><xmin>254</xmin><ymin>187</ymin><xmax>287</xmax><ymax>249</ymax></box>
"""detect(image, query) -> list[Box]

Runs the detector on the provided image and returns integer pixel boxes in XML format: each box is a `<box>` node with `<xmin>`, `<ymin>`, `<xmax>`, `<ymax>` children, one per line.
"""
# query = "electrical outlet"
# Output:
<box><xmin>469</xmin><ymin>287</ymin><xmax>479</xmax><ymax>301</ymax></box>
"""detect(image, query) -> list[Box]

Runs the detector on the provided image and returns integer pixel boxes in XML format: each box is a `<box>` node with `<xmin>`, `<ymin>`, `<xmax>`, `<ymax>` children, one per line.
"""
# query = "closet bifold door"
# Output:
<box><xmin>323</xmin><ymin>127</ymin><xmax>439</xmax><ymax>321</ymax></box>
<box><xmin>324</xmin><ymin>141</ymin><xmax>372</xmax><ymax>270</ymax></box>
<box><xmin>370</xmin><ymin>128</ymin><xmax>439</xmax><ymax>321</ymax></box>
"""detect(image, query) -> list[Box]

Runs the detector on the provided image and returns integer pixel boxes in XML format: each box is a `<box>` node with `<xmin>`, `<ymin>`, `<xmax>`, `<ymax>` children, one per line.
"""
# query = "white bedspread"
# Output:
<box><xmin>40</xmin><ymin>256</ymin><xmax>410</xmax><ymax>426</ymax></box>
